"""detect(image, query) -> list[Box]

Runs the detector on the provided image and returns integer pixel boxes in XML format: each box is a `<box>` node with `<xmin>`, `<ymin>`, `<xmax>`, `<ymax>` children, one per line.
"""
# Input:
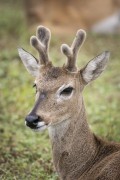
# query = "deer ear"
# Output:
<box><xmin>18</xmin><ymin>48</ymin><xmax>40</xmax><ymax>77</ymax></box>
<box><xmin>81</xmin><ymin>51</ymin><xmax>110</xmax><ymax>84</ymax></box>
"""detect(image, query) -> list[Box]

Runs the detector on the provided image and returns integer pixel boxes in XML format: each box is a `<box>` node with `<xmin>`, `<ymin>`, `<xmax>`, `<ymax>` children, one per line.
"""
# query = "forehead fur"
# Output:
<box><xmin>36</xmin><ymin>65</ymin><xmax>79</xmax><ymax>91</ymax></box>
<box><xmin>39</xmin><ymin>63</ymin><xmax>79</xmax><ymax>79</ymax></box>
<box><xmin>41</xmin><ymin>66</ymin><xmax>64</xmax><ymax>79</ymax></box>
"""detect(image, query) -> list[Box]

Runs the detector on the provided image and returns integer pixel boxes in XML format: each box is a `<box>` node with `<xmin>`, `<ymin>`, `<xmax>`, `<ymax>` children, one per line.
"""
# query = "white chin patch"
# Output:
<box><xmin>36</xmin><ymin>121</ymin><xmax>47</xmax><ymax>131</ymax></box>
<box><xmin>33</xmin><ymin>125</ymin><xmax>47</xmax><ymax>132</ymax></box>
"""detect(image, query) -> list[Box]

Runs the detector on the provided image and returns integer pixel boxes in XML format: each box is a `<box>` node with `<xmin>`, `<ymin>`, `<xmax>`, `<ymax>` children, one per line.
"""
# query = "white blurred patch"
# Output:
<box><xmin>91</xmin><ymin>12</ymin><xmax>120</xmax><ymax>34</ymax></box>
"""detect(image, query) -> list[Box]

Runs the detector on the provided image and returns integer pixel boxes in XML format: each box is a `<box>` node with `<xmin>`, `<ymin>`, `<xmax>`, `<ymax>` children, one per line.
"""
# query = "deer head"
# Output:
<box><xmin>18</xmin><ymin>26</ymin><xmax>110</xmax><ymax>131</ymax></box>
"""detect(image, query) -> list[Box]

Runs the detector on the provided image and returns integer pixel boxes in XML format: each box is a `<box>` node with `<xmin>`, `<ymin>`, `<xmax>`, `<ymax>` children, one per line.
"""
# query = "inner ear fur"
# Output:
<box><xmin>80</xmin><ymin>51</ymin><xmax>110</xmax><ymax>85</ymax></box>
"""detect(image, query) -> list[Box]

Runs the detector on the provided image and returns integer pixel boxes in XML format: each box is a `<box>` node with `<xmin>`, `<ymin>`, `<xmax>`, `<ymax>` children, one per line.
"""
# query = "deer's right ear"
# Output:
<box><xmin>18</xmin><ymin>48</ymin><xmax>39</xmax><ymax>77</ymax></box>
<box><xmin>80</xmin><ymin>51</ymin><xmax>110</xmax><ymax>84</ymax></box>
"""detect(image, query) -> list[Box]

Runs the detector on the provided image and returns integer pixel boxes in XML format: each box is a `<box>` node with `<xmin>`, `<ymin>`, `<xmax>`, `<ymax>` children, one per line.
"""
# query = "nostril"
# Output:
<box><xmin>25</xmin><ymin>115</ymin><xmax>39</xmax><ymax>124</ymax></box>
<box><xmin>33</xmin><ymin>116</ymin><xmax>43</xmax><ymax>124</ymax></box>
<box><xmin>38</xmin><ymin>116</ymin><xmax>43</xmax><ymax>122</ymax></box>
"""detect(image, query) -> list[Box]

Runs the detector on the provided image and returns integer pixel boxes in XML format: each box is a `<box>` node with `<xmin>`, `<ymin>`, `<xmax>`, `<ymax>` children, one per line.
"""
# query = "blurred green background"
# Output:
<box><xmin>0</xmin><ymin>0</ymin><xmax>120</xmax><ymax>179</ymax></box>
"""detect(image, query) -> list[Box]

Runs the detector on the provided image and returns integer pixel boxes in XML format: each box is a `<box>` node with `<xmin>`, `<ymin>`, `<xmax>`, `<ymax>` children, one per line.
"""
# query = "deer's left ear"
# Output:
<box><xmin>18</xmin><ymin>48</ymin><xmax>40</xmax><ymax>77</ymax></box>
<box><xmin>80</xmin><ymin>51</ymin><xmax>110</xmax><ymax>84</ymax></box>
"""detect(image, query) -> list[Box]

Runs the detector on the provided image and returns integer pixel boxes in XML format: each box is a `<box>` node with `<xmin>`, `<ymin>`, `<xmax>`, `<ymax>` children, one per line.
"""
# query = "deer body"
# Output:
<box><xmin>18</xmin><ymin>26</ymin><xmax>120</xmax><ymax>180</ymax></box>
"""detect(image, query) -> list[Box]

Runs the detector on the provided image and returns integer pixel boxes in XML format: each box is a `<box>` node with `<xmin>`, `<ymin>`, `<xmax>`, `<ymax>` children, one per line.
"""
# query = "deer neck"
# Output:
<box><xmin>48</xmin><ymin>100</ymin><xmax>98</xmax><ymax>178</ymax></box>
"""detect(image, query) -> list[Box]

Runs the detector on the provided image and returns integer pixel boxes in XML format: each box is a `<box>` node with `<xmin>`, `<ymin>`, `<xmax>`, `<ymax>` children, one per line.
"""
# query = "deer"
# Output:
<box><xmin>18</xmin><ymin>26</ymin><xmax>120</xmax><ymax>180</ymax></box>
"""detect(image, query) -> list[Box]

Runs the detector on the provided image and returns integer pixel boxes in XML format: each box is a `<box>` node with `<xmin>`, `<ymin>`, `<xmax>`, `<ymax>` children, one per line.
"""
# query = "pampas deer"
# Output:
<box><xmin>18</xmin><ymin>26</ymin><xmax>120</xmax><ymax>180</ymax></box>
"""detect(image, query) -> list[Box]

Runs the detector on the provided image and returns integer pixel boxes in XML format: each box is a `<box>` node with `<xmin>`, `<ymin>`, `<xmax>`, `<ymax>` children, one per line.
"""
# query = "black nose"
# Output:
<box><xmin>25</xmin><ymin>115</ymin><xmax>39</xmax><ymax>128</ymax></box>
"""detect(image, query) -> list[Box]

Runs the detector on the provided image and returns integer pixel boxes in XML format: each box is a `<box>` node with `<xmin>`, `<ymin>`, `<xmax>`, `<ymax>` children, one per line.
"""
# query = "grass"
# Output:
<box><xmin>0</xmin><ymin>1</ymin><xmax>120</xmax><ymax>179</ymax></box>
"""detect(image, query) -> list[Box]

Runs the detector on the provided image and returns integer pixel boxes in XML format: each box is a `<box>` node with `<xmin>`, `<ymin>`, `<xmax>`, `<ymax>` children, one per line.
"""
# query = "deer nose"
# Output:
<box><xmin>25</xmin><ymin>115</ymin><xmax>39</xmax><ymax>128</ymax></box>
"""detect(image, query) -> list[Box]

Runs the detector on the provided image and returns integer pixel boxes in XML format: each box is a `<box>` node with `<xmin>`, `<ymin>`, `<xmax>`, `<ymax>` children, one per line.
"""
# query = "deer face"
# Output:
<box><xmin>25</xmin><ymin>65</ymin><xmax>83</xmax><ymax>131</ymax></box>
<box><xmin>18</xmin><ymin>26</ymin><xmax>110</xmax><ymax>131</ymax></box>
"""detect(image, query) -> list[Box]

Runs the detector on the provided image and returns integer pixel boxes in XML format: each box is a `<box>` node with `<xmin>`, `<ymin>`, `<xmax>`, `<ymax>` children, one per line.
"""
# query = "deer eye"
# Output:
<box><xmin>60</xmin><ymin>87</ymin><xmax>73</xmax><ymax>96</ymax></box>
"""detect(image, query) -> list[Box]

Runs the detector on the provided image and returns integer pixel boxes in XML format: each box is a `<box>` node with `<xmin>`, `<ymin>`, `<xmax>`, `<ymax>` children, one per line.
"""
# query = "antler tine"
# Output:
<box><xmin>61</xmin><ymin>29</ymin><xmax>86</xmax><ymax>72</ymax></box>
<box><xmin>30</xmin><ymin>26</ymin><xmax>51</xmax><ymax>65</ymax></box>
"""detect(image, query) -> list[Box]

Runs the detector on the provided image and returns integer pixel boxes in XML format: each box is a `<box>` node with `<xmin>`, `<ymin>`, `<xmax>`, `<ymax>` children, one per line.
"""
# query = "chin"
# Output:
<box><xmin>32</xmin><ymin>126</ymin><xmax>47</xmax><ymax>132</ymax></box>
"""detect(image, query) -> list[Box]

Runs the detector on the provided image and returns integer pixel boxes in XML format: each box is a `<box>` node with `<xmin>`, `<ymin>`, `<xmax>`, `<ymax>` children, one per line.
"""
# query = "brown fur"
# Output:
<box><xmin>36</xmin><ymin>67</ymin><xmax>120</xmax><ymax>180</ymax></box>
<box><xmin>18</xmin><ymin>26</ymin><xmax>120</xmax><ymax>180</ymax></box>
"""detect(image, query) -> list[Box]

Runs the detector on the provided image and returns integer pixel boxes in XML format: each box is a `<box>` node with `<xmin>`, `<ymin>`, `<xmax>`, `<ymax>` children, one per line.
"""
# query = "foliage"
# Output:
<box><xmin>0</xmin><ymin>1</ymin><xmax>120</xmax><ymax>179</ymax></box>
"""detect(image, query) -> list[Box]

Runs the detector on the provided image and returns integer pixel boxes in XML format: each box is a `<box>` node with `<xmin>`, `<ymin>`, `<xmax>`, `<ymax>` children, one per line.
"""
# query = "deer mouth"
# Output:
<box><xmin>33</xmin><ymin>125</ymin><xmax>47</xmax><ymax>132</ymax></box>
<box><xmin>25</xmin><ymin>121</ymin><xmax>47</xmax><ymax>131</ymax></box>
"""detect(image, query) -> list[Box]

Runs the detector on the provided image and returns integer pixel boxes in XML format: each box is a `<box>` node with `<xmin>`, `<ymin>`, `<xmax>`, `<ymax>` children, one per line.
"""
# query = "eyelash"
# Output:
<box><xmin>33</xmin><ymin>84</ymin><xmax>37</xmax><ymax>93</ymax></box>
<box><xmin>33</xmin><ymin>84</ymin><xmax>36</xmax><ymax>87</ymax></box>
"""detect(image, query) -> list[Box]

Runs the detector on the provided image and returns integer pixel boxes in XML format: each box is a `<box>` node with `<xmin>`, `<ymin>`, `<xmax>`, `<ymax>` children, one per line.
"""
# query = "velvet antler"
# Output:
<box><xmin>61</xmin><ymin>30</ymin><xmax>86</xmax><ymax>72</ymax></box>
<box><xmin>30</xmin><ymin>26</ymin><xmax>51</xmax><ymax>65</ymax></box>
